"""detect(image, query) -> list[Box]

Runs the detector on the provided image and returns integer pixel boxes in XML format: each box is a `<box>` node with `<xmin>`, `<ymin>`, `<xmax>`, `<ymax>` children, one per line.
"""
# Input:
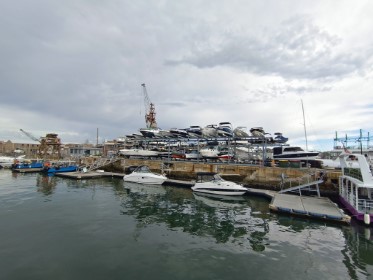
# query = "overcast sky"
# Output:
<box><xmin>1</xmin><ymin>0</ymin><xmax>373</xmax><ymax>151</ymax></box>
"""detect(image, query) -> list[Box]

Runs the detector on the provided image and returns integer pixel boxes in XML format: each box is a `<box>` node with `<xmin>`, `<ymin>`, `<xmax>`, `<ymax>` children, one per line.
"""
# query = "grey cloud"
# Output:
<box><xmin>170</xmin><ymin>15</ymin><xmax>372</xmax><ymax>80</ymax></box>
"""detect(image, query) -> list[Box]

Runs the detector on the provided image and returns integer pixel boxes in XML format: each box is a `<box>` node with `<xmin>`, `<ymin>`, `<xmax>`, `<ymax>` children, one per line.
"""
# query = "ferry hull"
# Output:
<box><xmin>338</xmin><ymin>196</ymin><xmax>373</xmax><ymax>226</ymax></box>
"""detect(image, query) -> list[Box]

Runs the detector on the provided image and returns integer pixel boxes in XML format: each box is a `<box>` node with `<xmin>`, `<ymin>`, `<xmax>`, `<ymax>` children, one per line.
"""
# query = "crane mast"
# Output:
<box><xmin>20</xmin><ymin>129</ymin><xmax>61</xmax><ymax>159</ymax></box>
<box><xmin>141</xmin><ymin>83</ymin><xmax>158</xmax><ymax>129</ymax></box>
<box><xmin>20</xmin><ymin>129</ymin><xmax>40</xmax><ymax>142</ymax></box>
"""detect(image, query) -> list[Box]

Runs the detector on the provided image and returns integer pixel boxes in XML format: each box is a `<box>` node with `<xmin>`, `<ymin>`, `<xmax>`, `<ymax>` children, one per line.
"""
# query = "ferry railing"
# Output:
<box><xmin>358</xmin><ymin>199</ymin><xmax>373</xmax><ymax>214</ymax></box>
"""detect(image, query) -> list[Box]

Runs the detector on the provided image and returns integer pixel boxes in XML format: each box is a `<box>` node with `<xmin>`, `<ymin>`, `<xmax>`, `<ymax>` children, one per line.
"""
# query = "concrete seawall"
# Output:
<box><xmin>101</xmin><ymin>158</ymin><xmax>340</xmax><ymax>193</ymax></box>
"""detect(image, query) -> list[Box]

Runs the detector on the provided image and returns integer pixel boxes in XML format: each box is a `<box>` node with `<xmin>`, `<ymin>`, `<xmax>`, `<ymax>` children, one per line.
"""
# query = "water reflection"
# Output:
<box><xmin>340</xmin><ymin>221</ymin><xmax>373</xmax><ymax>279</ymax></box>
<box><xmin>120</xmin><ymin>183</ymin><xmax>271</xmax><ymax>250</ymax></box>
<box><xmin>35</xmin><ymin>175</ymin><xmax>58</xmax><ymax>195</ymax></box>
<box><xmin>2</xmin><ymin>173</ymin><xmax>373</xmax><ymax>278</ymax></box>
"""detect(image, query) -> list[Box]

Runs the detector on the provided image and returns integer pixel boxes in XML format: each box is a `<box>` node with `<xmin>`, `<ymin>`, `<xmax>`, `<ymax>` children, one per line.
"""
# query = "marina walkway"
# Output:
<box><xmin>55</xmin><ymin>171</ymin><xmax>350</xmax><ymax>224</ymax></box>
<box><xmin>247</xmin><ymin>188</ymin><xmax>350</xmax><ymax>224</ymax></box>
<box><xmin>55</xmin><ymin>171</ymin><xmax>194</xmax><ymax>187</ymax></box>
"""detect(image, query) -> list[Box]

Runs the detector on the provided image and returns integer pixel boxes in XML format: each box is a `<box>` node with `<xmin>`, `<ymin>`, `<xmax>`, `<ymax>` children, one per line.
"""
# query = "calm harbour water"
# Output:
<box><xmin>0</xmin><ymin>170</ymin><xmax>372</xmax><ymax>280</ymax></box>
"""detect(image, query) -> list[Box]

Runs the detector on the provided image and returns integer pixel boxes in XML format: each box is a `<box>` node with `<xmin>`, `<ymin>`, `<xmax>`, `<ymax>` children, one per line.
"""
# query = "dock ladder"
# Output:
<box><xmin>279</xmin><ymin>172</ymin><xmax>326</xmax><ymax>197</ymax></box>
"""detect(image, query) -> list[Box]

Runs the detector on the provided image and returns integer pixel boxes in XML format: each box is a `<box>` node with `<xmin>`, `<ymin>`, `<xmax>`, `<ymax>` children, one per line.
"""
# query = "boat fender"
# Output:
<box><xmin>364</xmin><ymin>213</ymin><xmax>370</xmax><ymax>225</ymax></box>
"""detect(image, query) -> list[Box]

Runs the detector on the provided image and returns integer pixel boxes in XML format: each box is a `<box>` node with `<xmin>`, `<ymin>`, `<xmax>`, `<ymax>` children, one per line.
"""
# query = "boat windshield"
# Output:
<box><xmin>283</xmin><ymin>147</ymin><xmax>304</xmax><ymax>152</ymax></box>
<box><xmin>134</xmin><ymin>166</ymin><xmax>151</xmax><ymax>173</ymax></box>
<box><xmin>197</xmin><ymin>173</ymin><xmax>224</xmax><ymax>182</ymax></box>
<box><xmin>212</xmin><ymin>174</ymin><xmax>224</xmax><ymax>181</ymax></box>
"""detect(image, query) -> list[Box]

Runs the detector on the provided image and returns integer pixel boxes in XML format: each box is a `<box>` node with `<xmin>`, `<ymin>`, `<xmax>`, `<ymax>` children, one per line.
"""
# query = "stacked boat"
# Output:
<box><xmin>120</xmin><ymin>121</ymin><xmax>316</xmax><ymax>163</ymax></box>
<box><xmin>127</xmin><ymin>122</ymin><xmax>288</xmax><ymax>144</ymax></box>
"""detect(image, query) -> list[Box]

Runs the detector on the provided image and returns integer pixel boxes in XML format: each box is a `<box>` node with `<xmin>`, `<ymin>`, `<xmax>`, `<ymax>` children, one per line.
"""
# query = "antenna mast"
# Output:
<box><xmin>301</xmin><ymin>99</ymin><xmax>308</xmax><ymax>151</ymax></box>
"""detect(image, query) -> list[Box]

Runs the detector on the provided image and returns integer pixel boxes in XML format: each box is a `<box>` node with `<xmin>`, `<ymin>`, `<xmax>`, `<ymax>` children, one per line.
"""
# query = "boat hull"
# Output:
<box><xmin>123</xmin><ymin>176</ymin><xmax>166</xmax><ymax>185</ymax></box>
<box><xmin>191</xmin><ymin>188</ymin><xmax>246</xmax><ymax>196</ymax></box>
<box><xmin>44</xmin><ymin>166</ymin><xmax>78</xmax><ymax>173</ymax></box>
<box><xmin>338</xmin><ymin>196</ymin><xmax>373</xmax><ymax>225</ymax></box>
<box><xmin>119</xmin><ymin>149</ymin><xmax>159</xmax><ymax>157</ymax></box>
<box><xmin>191</xmin><ymin>181</ymin><xmax>247</xmax><ymax>196</ymax></box>
<box><xmin>123</xmin><ymin>174</ymin><xmax>167</xmax><ymax>185</ymax></box>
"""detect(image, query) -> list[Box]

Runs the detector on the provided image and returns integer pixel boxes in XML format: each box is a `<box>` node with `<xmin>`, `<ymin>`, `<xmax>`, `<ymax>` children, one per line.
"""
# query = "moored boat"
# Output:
<box><xmin>272</xmin><ymin>146</ymin><xmax>319</xmax><ymax>160</ymax></box>
<box><xmin>0</xmin><ymin>155</ymin><xmax>26</xmax><ymax>168</ymax></box>
<box><xmin>42</xmin><ymin>161</ymin><xmax>79</xmax><ymax>174</ymax></box>
<box><xmin>12</xmin><ymin>160</ymin><xmax>44</xmax><ymax>172</ymax></box>
<box><xmin>191</xmin><ymin>172</ymin><xmax>247</xmax><ymax>196</ymax></box>
<box><xmin>123</xmin><ymin>165</ymin><xmax>167</xmax><ymax>185</ymax></box>
<box><xmin>338</xmin><ymin>153</ymin><xmax>373</xmax><ymax>225</ymax></box>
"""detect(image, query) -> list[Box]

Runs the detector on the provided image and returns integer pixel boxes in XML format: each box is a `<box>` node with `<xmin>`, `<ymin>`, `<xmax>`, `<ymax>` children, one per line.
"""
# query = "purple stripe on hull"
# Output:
<box><xmin>339</xmin><ymin>196</ymin><xmax>373</xmax><ymax>225</ymax></box>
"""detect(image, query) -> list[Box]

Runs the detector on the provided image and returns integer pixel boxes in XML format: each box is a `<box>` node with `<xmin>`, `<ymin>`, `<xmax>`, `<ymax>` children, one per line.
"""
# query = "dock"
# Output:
<box><xmin>54</xmin><ymin>171</ymin><xmax>195</xmax><ymax>187</ymax></box>
<box><xmin>246</xmin><ymin>188</ymin><xmax>350</xmax><ymax>224</ymax></box>
<box><xmin>54</xmin><ymin>171</ymin><xmax>124</xmax><ymax>179</ymax></box>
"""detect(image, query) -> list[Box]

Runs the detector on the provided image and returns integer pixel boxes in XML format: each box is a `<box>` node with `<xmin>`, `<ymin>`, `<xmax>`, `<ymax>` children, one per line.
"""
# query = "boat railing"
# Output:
<box><xmin>358</xmin><ymin>199</ymin><xmax>373</xmax><ymax>214</ymax></box>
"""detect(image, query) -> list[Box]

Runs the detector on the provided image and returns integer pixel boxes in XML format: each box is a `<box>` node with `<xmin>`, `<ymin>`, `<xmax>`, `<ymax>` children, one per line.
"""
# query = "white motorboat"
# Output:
<box><xmin>200</xmin><ymin>145</ymin><xmax>220</xmax><ymax>159</ymax></box>
<box><xmin>233</xmin><ymin>126</ymin><xmax>249</xmax><ymax>138</ymax></box>
<box><xmin>185</xmin><ymin>149</ymin><xmax>201</xmax><ymax>160</ymax></box>
<box><xmin>272</xmin><ymin>146</ymin><xmax>319</xmax><ymax>160</ymax></box>
<box><xmin>319</xmin><ymin>153</ymin><xmax>360</xmax><ymax>169</ymax></box>
<box><xmin>157</xmin><ymin>129</ymin><xmax>174</xmax><ymax>138</ymax></box>
<box><xmin>139</xmin><ymin>128</ymin><xmax>160</xmax><ymax>138</ymax></box>
<box><xmin>201</xmin><ymin>124</ymin><xmax>219</xmax><ymax>138</ymax></box>
<box><xmin>217</xmin><ymin>122</ymin><xmax>234</xmax><ymax>137</ymax></box>
<box><xmin>186</xmin><ymin>126</ymin><xmax>203</xmax><ymax>138</ymax></box>
<box><xmin>169</xmin><ymin>128</ymin><xmax>189</xmax><ymax>138</ymax></box>
<box><xmin>119</xmin><ymin>148</ymin><xmax>159</xmax><ymax>158</ymax></box>
<box><xmin>250</xmin><ymin>127</ymin><xmax>265</xmax><ymax>137</ymax></box>
<box><xmin>274</xmin><ymin>132</ymin><xmax>288</xmax><ymax>143</ymax></box>
<box><xmin>0</xmin><ymin>155</ymin><xmax>26</xmax><ymax>168</ymax></box>
<box><xmin>191</xmin><ymin>172</ymin><xmax>247</xmax><ymax>196</ymax></box>
<box><xmin>123</xmin><ymin>165</ymin><xmax>167</xmax><ymax>185</ymax></box>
